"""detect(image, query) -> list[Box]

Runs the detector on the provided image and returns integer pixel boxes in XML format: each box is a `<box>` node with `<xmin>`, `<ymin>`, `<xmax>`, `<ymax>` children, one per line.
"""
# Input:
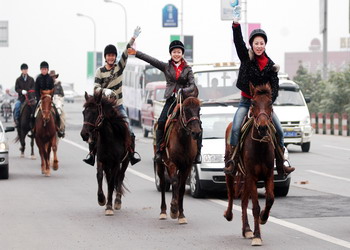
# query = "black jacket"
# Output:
<box><xmin>135</xmin><ymin>51</ymin><xmax>197</xmax><ymax>99</ymax></box>
<box><xmin>233</xmin><ymin>24</ymin><xmax>279</xmax><ymax>102</ymax></box>
<box><xmin>15</xmin><ymin>74</ymin><xmax>35</xmax><ymax>102</ymax></box>
<box><xmin>35</xmin><ymin>74</ymin><xmax>54</xmax><ymax>101</ymax></box>
<box><xmin>53</xmin><ymin>81</ymin><xmax>65</xmax><ymax>97</ymax></box>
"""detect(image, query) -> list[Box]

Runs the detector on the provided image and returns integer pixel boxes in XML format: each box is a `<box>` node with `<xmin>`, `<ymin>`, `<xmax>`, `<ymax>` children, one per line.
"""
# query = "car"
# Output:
<box><xmin>188</xmin><ymin>103</ymin><xmax>292</xmax><ymax>198</ymax></box>
<box><xmin>62</xmin><ymin>83</ymin><xmax>77</xmax><ymax>103</ymax></box>
<box><xmin>0</xmin><ymin>120</ymin><xmax>15</xmax><ymax>179</ymax></box>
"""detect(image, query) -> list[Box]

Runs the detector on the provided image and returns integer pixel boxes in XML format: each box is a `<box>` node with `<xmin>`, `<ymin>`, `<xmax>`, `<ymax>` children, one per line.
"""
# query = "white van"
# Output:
<box><xmin>273</xmin><ymin>78</ymin><xmax>313</xmax><ymax>152</ymax></box>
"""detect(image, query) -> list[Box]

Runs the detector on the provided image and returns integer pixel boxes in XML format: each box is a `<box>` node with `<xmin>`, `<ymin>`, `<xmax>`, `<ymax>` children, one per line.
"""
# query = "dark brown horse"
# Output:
<box><xmin>81</xmin><ymin>91</ymin><xmax>131</xmax><ymax>216</ymax></box>
<box><xmin>34</xmin><ymin>90</ymin><xmax>59</xmax><ymax>177</ymax></box>
<box><xmin>224</xmin><ymin>83</ymin><xmax>275</xmax><ymax>246</ymax></box>
<box><xmin>157</xmin><ymin>96</ymin><xmax>202</xmax><ymax>224</ymax></box>
<box><xmin>15</xmin><ymin>90</ymin><xmax>36</xmax><ymax>159</ymax></box>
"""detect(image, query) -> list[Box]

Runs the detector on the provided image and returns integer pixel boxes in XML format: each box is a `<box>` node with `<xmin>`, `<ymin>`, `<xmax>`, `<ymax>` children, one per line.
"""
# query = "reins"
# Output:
<box><xmin>177</xmin><ymin>92</ymin><xmax>200</xmax><ymax>133</ymax></box>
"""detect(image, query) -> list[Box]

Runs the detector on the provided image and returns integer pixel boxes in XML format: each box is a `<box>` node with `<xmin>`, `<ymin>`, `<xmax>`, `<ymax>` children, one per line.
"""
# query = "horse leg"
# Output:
<box><xmin>105</xmin><ymin>165</ymin><xmax>116</xmax><ymax>216</ymax></box>
<box><xmin>250</xmin><ymin>180</ymin><xmax>262</xmax><ymax>246</ymax></box>
<box><xmin>52</xmin><ymin>136</ymin><xmax>59</xmax><ymax>171</ymax></box>
<box><xmin>158</xmin><ymin>162</ymin><xmax>167</xmax><ymax>220</ymax></box>
<box><xmin>177</xmin><ymin>167</ymin><xmax>191</xmax><ymax>224</ymax></box>
<box><xmin>169</xmin><ymin>163</ymin><xmax>179</xmax><ymax>220</ymax></box>
<box><xmin>260</xmin><ymin>173</ymin><xmax>275</xmax><ymax>225</ymax></box>
<box><xmin>44</xmin><ymin>142</ymin><xmax>51</xmax><ymax>177</ymax></box>
<box><xmin>242</xmin><ymin>179</ymin><xmax>253</xmax><ymax>239</ymax></box>
<box><xmin>224</xmin><ymin>174</ymin><xmax>234</xmax><ymax>221</ymax></box>
<box><xmin>19</xmin><ymin>130</ymin><xmax>25</xmax><ymax>158</ymax></box>
<box><xmin>37</xmin><ymin>143</ymin><xmax>46</xmax><ymax>175</ymax></box>
<box><xmin>30</xmin><ymin>136</ymin><xmax>36</xmax><ymax>160</ymax></box>
<box><xmin>114</xmin><ymin>159</ymin><xmax>128</xmax><ymax>210</ymax></box>
<box><xmin>96</xmin><ymin>161</ymin><xmax>106</xmax><ymax>206</ymax></box>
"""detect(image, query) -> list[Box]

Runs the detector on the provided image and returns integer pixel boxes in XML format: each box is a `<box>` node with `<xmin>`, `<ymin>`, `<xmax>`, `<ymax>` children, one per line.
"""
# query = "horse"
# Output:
<box><xmin>156</xmin><ymin>96</ymin><xmax>202</xmax><ymax>224</ymax></box>
<box><xmin>15</xmin><ymin>90</ymin><xmax>36</xmax><ymax>159</ymax></box>
<box><xmin>81</xmin><ymin>91</ymin><xmax>131</xmax><ymax>216</ymax></box>
<box><xmin>224</xmin><ymin>83</ymin><xmax>275</xmax><ymax>246</ymax></box>
<box><xmin>34</xmin><ymin>89</ymin><xmax>59</xmax><ymax>177</ymax></box>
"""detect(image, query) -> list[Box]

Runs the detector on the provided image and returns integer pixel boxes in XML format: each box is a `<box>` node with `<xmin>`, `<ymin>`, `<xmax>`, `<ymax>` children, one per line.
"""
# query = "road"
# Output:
<box><xmin>1</xmin><ymin>99</ymin><xmax>350</xmax><ymax>250</ymax></box>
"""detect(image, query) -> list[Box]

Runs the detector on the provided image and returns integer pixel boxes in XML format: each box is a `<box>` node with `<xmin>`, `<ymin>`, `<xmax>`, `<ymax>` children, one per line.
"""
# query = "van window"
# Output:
<box><xmin>144</xmin><ymin>67</ymin><xmax>165</xmax><ymax>83</ymax></box>
<box><xmin>274</xmin><ymin>89</ymin><xmax>305</xmax><ymax>106</ymax></box>
<box><xmin>155</xmin><ymin>89</ymin><xmax>165</xmax><ymax>101</ymax></box>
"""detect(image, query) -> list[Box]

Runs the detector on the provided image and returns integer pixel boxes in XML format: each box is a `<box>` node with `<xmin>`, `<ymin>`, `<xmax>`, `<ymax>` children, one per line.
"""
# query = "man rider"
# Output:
<box><xmin>51</xmin><ymin>70</ymin><xmax>65</xmax><ymax>138</ymax></box>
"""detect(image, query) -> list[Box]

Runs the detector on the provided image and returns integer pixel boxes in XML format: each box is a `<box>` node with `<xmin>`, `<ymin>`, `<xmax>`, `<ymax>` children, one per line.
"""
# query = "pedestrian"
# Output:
<box><xmin>224</xmin><ymin>7</ymin><xmax>295</xmax><ymax>175</ymax></box>
<box><xmin>50</xmin><ymin>70</ymin><xmax>65</xmax><ymax>138</ymax></box>
<box><xmin>13</xmin><ymin>63</ymin><xmax>35</xmax><ymax>126</ymax></box>
<box><xmin>128</xmin><ymin>40</ymin><xmax>201</xmax><ymax>164</ymax></box>
<box><xmin>83</xmin><ymin>26</ymin><xmax>142</xmax><ymax>166</ymax></box>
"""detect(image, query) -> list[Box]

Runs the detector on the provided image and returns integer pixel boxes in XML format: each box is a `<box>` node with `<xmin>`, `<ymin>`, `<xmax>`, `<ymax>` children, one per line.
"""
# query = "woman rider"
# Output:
<box><xmin>128</xmin><ymin>40</ymin><xmax>201</xmax><ymax>164</ymax></box>
<box><xmin>224</xmin><ymin>13</ymin><xmax>295</xmax><ymax>176</ymax></box>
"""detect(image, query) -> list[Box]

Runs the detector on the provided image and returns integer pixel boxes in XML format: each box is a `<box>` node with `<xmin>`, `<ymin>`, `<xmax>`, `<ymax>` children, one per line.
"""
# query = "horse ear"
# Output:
<box><xmin>84</xmin><ymin>91</ymin><xmax>89</xmax><ymax>101</ymax></box>
<box><xmin>94</xmin><ymin>89</ymin><xmax>103</xmax><ymax>103</ymax></box>
<box><xmin>249</xmin><ymin>82</ymin><xmax>255</xmax><ymax>96</ymax></box>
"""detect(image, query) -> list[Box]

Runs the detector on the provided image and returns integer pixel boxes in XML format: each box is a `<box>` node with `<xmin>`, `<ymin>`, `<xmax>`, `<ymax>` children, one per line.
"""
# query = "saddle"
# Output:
<box><xmin>160</xmin><ymin>103</ymin><xmax>181</xmax><ymax>151</ymax></box>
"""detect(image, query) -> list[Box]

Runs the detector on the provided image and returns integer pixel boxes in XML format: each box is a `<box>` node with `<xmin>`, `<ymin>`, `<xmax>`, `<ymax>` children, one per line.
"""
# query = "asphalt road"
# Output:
<box><xmin>1</xmin><ymin>99</ymin><xmax>350</xmax><ymax>250</ymax></box>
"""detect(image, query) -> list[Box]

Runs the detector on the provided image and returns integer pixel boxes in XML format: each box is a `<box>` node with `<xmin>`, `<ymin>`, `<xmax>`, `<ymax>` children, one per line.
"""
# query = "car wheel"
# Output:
<box><xmin>143</xmin><ymin>127</ymin><xmax>149</xmax><ymax>138</ymax></box>
<box><xmin>190</xmin><ymin>165</ymin><xmax>205</xmax><ymax>198</ymax></box>
<box><xmin>154</xmin><ymin>159</ymin><xmax>170</xmax><ymax>192</ymax></box>
<box><xmin>301</xmin><ymin>142</ymin><xmax>310</xmax><ymax>152</ymax></box>
<box><xmin>274</xmin><ymin>178</ymin><xmax>290</xmax><ymax>197</ymax></box>
<box><xmin>0</xmin><ymin>165</ymin><xmax>9</xmax><ymax>179</ymax></box>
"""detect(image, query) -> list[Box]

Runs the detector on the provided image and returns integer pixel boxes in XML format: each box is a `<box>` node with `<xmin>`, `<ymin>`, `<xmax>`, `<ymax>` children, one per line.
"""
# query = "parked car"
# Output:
<box><xmin>141</xmin><ymin>81</ymin><xmax>166</xmax><ymax>137</ymax></box>
<box><xmin>62</xmin><ymin>83</ymin><xmax>77</xmax><ymax>103</ymax></box>
<box><xmin>0</xmin><ymin>120</ymin><xmax>15</xmax><ymax>179</ymax></box>
<box><xmin>188</xmin><ymin>103</ymin><xmax>292</xmax><ymax>198</ymax></box>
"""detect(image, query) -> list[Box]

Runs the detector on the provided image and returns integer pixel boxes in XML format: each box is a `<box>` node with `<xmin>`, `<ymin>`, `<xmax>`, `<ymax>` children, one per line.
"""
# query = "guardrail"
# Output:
<box><xmin>311</xmin><ymin>113</ymin><xmax>349</xmax><ymax>136</ymax></box>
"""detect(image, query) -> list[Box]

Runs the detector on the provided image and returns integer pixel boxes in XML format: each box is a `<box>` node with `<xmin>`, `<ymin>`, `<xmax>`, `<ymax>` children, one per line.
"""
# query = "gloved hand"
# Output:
<box><xmin>22</xmin><ymin>90</ymin><xmax>27</xmax><ymax>95</ymax></box>
<box><xmin>232</xmin><ymin>6</ymin><xmax>241</xmax><ymax>23</ymax></box>
<box><xmin>133</xmin><ymin>26</ymin><xmax>141</xmax><ymax>39</ymax></box>
<box><xmin>103</xmin><ymin>89</ymin><xmax>113</xmax><ymax>97</ymax></box>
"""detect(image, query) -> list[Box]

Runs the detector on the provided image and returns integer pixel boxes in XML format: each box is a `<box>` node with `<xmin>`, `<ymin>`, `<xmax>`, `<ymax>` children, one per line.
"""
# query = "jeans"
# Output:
<box><xmin>14</xmin><ymin>100</ymin><xmax>21</xmax><ymax>121</ymax></box>
<box><xmin>230</xmin><ymin>96</ymin><xmax>284</xmax><ymax>147</ymax></box>
<box><xmin>158</xmin><ymin>96</ymin><xmax>176</xmax><ymax>131</ymax></box>
<box><xmin>116</xmin><ymin>105</ymin><xmax>132</xmax><ymax>134</ymax></box>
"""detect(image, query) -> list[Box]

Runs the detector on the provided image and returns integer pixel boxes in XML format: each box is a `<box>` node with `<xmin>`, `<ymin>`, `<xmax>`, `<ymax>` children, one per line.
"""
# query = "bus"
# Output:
<box><xmin>123</xmin><ymin>57</ymin><xmax>165</xmax><ymax>125</ymax></box>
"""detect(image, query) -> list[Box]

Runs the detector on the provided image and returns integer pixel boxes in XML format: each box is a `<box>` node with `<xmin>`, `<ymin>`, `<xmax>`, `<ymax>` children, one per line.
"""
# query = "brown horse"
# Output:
<box><xmin>81</xmin><ymin>91</ymin><xmax>131</xmax><ymax>216</ymax></box>
<box><xmin>34</xmin><ymin>90</ymin><xmax>59</xmax><ymax>177</ymax></box>
<box><xmin>157</xmin><ymin>96</ymin><xmax>202</xmax><ymax>224</ymax></box>
<box><xmin>224</xmin><ymin>83</ymin><xmax>275</xmax><ymax>246</ymax></box>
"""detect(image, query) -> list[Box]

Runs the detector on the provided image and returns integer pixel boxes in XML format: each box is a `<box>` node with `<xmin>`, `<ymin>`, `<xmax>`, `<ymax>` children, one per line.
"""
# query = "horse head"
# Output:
<box><xmin>249</xmin><ymin>83</ymin><xmax>273</xmax><ymax>137</ymax></box>
<box><xmin>180</xmin><ymin>97</ymin><xmax>202</xmax><ymax>140</ymax></box>
<box><xmin>40</xmin><ymin>89</ymin><xmax>54</xmax><ymax>126</ymax></box>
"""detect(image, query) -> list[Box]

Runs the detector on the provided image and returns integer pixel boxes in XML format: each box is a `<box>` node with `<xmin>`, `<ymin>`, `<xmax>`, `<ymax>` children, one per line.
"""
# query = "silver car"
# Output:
<box><xmin>0</xmin><ymin>120</ymin><xmax>15</xmax><ymax>179</ymax></box>
<box><xmin>188</xmin><ymin>104</ymin><xmax>292</xmax><ymax>198</ymax></box>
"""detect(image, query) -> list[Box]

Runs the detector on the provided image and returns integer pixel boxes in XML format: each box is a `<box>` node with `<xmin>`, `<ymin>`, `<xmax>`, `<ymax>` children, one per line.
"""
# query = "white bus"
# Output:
<box><xmin>123</xmin><ymin>57</ymin><xmax>165</xmax><ymax>125</ymax></box>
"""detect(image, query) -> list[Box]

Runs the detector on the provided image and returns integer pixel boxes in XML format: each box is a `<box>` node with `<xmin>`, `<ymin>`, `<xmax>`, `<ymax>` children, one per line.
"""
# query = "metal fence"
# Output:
<box><xmin>311</xmin><ymin>113</ymin><xmax>349</xmax><ymax>136</ymax></box>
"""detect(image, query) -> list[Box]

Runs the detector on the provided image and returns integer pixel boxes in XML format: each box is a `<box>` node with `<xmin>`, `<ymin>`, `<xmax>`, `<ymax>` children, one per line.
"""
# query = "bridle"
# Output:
<box><xmin>178</xmin><ymin>93</ymin><xmax>200</xmax><ymax>134</ymax></box>
<box><xmin>83</xmin><ymin>103</ymin><xmax>104</xmax><ymax>133</ymax></box>
<box><xmin>40</xmin><ymin>94</ymin><xmax>53</xmax><ymax>126</ymax></box>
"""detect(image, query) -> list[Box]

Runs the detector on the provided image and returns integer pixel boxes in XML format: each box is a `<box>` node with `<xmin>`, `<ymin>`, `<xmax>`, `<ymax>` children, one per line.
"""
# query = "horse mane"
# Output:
<box><xmin>182</xmin><ymin>96</ymin><xmax>200</xmax><ymax>107</ymax></box>
<box><xmin>254</xmin><ymin>83</ymin><xmax>272</xmax><ymax>98</ymax></box>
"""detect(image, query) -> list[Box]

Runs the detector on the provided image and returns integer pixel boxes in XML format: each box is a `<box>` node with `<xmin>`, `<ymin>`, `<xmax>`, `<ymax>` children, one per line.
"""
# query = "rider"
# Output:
<box><xmin>224</xmin><ymin>8</ymin><xmax>295</xmax><ymax>176</ymax></box>
<box><xmin>34</xmin><ymin>61</ymin><xmax>64</xmax><ymax>138</ymax></box>
<box><xmin>50</xmin><ymin>70</ymin><xmax>65</xmax><ymax>138</ymax></box>
<box><xmin>83</xmin><ymin>26</ymin><xmax>142</xmax><ymax>166</ymax></box>
<box><xmin>14</xmin><ymin>63</ymin><xmax>35</xmax><ymax>126</ymax></box>
<box><xmin>128</xmin><ymin>40</ymin><xmax>201</xmax><ymax>164</ymax></box>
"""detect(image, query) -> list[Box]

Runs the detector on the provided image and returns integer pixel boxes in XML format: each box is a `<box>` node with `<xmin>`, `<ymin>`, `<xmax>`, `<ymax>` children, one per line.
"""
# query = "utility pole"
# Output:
<box><xmin>322</xmin><ymin>0</ymin><xmax>328</xmax><ymax>79</ymax></box>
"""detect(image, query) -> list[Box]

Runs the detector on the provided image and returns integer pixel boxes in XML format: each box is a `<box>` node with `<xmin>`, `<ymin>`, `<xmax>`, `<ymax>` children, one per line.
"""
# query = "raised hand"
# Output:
<box><xmin>103</xmin><ymin>88</ymin><xmax>112</xmax><ymax>97</ymax></box>
<box><xmin>232</xmin><ymin>6</ymin><xmax>241</xmax><ymax>23</ymax></box>
<box><xmin>133</xmin><ymin>26</ymin><xmax>141</xmax><ymax>39</ymax></box>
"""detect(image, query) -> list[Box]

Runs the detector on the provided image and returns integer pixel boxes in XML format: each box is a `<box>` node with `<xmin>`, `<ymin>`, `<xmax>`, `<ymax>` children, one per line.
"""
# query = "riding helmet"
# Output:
<box><xmin>249</xmin><ymin>29</ymin><xmax>267</xmax><ymax>47</ymax></box>
<box><xmin>104</xmin><ymin>44</ymin><xmax>118</xmax><ymax>58</ymax></box>
<box><xmin>20</xmin><ymin>63</ymin><xmax>28</xmax><ymax>70</ymax></box>
<box><xmin>40</xmin><ymin>61</ymin><xmax>49</xmax><ymax>69</ymax></box>
<box><xmin>169</xmin><ymin>40</ymin><xmax>185</xmax><ymax>54</ymax></box>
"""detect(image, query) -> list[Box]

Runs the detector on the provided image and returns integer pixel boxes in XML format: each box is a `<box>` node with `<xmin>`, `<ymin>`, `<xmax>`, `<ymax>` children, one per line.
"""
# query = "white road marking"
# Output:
<box><xmin>306</xmin><ymin>170</ymin><xmax>350</xmax><ymax>182</ymax></box>
<box><xmin>324</xmin><ymin>145</ymin><xmax>350</xmax><ymax>152</ymax></box>
<box><xmin>63</xmin><ymin>138</ymin><xmax>350</xmax><ymax>249</ymax></box>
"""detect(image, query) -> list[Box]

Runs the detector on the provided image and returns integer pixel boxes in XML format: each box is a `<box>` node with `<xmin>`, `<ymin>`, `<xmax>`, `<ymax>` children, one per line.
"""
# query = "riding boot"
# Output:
<box><xmin>194</xmin><ymin>134</ymin><xmax>202</xmax><ymax>164</ymax></box>
<box><xmin>83</xmin><ymin>142</ymin><xmax>96</xmax><ymax>166</ymax></box>
<box><xmin>223</xmin><ymin>146</ymin><xmax>239</xmax><ymax>174</ymax></box>
<box><xmin>155</xmin><ymin>129</ymin><xmax>164</xmax><ymax>164</ymax></box>
<box><xmin>129</xmin><ymin>133</ymin><xmax>141</xmax><ymax>165</ymax></box>
<box><xmin>276</xmin><ymin>146</ymin><xmax>295</xmax><ymax>176</ymax></box>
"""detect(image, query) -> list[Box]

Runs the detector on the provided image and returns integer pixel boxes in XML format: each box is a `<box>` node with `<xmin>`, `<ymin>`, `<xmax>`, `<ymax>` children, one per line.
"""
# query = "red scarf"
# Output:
<box><xmin>256</xmin><ymin>53</ymin><xmax>268</xmax><ymax>71</ymax></box>
<box><xmin>173</xmin><ymin>60</ymin><xmax>185</xmax><ymax>80</ymax></box>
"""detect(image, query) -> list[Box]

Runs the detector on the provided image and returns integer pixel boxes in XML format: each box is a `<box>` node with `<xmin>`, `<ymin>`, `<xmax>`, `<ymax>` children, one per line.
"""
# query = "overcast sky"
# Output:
<box><xmin>0</xmin><ymin>0</ymin><xmax>349</xmax><ymax>94</ymax></box>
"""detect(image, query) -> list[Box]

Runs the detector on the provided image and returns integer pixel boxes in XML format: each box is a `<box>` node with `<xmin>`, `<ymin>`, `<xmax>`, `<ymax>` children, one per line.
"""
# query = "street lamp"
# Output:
<box><xmin>77</xmin><ymin>13</ymin><xmax>96</xmax><ymax>72</ymax></box>
<box><xmin>104</xmin><ymin>0</ymin><xmax>127</xmax><ymax>43</ymax></box>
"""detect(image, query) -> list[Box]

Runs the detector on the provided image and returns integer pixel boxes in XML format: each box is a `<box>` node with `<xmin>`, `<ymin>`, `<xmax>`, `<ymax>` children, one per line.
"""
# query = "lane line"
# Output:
<box><xmin>324</xmin><ymin>145</ymin><xmax>350</xmax><ymax>152</ymax></box>
<box><xmin>63</xmin><ymin>138</ymin><xmax>350</xmax><ymax>249</ymax></box>
<box><xmin>306</xmin><ymin>170</ymin><xmax>350</xmax><ymax>182</ymax></box>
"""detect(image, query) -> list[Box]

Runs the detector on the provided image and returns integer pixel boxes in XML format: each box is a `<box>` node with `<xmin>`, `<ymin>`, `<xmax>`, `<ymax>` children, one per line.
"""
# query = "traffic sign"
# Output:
<box><xmin>162</xmin><ymin>4</ymin><xmax>178</xmax><ymax>27</ymax></box>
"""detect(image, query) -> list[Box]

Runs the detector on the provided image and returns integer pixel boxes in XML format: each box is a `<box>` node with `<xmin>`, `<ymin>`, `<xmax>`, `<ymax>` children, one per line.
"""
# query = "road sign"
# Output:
<box><xmin>163</xmin><ymin>4</ymin><xmax>178</xmax><ymax>27</ymax></box>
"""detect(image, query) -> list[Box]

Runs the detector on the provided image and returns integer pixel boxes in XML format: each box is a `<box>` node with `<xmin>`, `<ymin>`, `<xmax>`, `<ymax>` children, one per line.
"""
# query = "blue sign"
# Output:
<box><xmin>162</xmin><ymin>4</ymin><xmax>178</xmax><ymax>27</ymax></box>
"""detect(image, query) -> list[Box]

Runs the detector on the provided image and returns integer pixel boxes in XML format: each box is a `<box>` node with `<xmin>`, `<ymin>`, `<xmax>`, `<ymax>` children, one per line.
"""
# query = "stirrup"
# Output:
<box><xmin>130</xmin><ymin>152</ymin><xmax>141</xmax><ymax>166</ymax></box>
<box><xmin>155</xmin><ymin>151</ymin><xmax>163</xmax><ymax>164</ymax></box>
<box><xmin>83</xmin><ymin>153</ymin><xmax>95</xmax><ymax>166</ymax></box>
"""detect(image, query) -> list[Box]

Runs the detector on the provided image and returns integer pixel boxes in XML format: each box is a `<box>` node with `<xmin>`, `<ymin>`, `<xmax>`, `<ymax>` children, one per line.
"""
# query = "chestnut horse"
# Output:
<box><xmin>157</xmin><ymin>96</ymin><xmax>202</xmax><ymax>224</ymax></box>
<box><xmin>34</xmin><ymin>90</ymin><xmax>59</xmax><ymax>177</ymax></box>
<box><xmin>15</xmin><ymin>90</ymin><xmax>36</xmax><ymax>158</ymax></box>
<box><xmin>224</xmin><ymin>83</ymin><xmax>275</xmax><ymax>246</ymax></box>
<box><xmin>81</xmin><ymin>91</ymin><xmax>131</xmax><ymax>216</ymax></box>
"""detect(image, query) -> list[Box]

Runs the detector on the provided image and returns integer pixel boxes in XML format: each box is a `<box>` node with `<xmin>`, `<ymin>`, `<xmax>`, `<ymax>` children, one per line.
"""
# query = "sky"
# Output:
<box><xmin>0</xmin><ymin>0</ymin><xmax>349</xmax><ymax>94</ymax></box>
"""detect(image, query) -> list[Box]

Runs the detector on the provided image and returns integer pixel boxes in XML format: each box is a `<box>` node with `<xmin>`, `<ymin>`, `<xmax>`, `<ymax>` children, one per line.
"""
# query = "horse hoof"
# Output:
<box><xmin>20</xmin><ymin>154</ymin><xmax>24</xmax><ymax>158</ymax></box>
<box><xmin>105</xmin><ymin>209</ymin><xmax>114</xmax><ymax>216</ymax></box>
<box><xmin>224</xmin><ymin>211</ymin><xmax>233</xmax><ymax>221</ymax></box>
<box><xmin>259</xmin><ymin>217</ymin><xmax>267</xmax><ymax>225</ymax></box>
<box><xmin>114</xmin><ymin>202</ymin><xmax>121</xmax><ymax>210</ymax></box>
<box><xmin>53</xmin><ymin>165</ymin><xmax>59</xmax><ymax>171</ymax></box>
<box><xmin>251</xmin><ymin>238</ymin><xmax>262</xmax><ymax>246</ymax></box>
<box><xmin>170</xmin><ymin>211</ymin><xmax>179</xmax><ymax>219</ymax></box>
<box><xmin>244</xmin><ymin>231</ymin><xmax>254</xmax><ymax>239</ymax></box>
<box><xmin>98</xmin><ymin>196</ymin><xmax>106</xmax><ymax>206</ymax></box>
<box><xmin>178</xmin><ymin>217</ymin><xmax>187</xmax><ymax>224</ymax></box>
<box><xmin>159</xmin><ymin>213</ymin><xmax>167</xmax><ymax>220</ymax></box>
<box><xmin>31</xmin><ymin>155</ymin><xmax>36</xmax><ymax>160</ymax></box>
<box><xmin>44</xmin><ymin>172</ymin><xmax>50</xmax><ymax>177</ymax></box>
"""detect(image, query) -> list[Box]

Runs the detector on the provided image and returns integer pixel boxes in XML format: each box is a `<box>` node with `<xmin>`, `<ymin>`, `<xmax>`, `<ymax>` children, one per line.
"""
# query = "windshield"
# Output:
<box><xmin>144</xmin><ymin>67</ymin><xmax>166</xmax><ymax>83</ymax></box>
<box><xmin>201</xmin><ymin>113</ymin><xmax>233</xmax><ymax>139</ymax></box>
<box><xmin>274</xmin><ymin>89</ymin><xmax>305</xmax><ymax>106</ymax></box>
<box><xmin>155</xmin><ymin>88</ymin><xmax>165</xmax><ymax>101</ymax></box>
<box><xmin>194</xmin><ymin>70</ymin><xmax>240</xmax><ymax>101</ymax></box>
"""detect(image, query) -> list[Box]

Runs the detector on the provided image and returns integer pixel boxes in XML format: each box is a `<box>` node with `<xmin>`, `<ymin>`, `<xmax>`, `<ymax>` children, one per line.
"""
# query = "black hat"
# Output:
<box><xmin>169</xmin><ymin>40</ymin><xmax>185</xmax><ymax>54</ymax></box>
<box><xmin>249</xmin><ymin>29</ymin><xmax>267</xmax><ymax>47</ymax></box>
<box><xmin>20</xmin><ymin>63</ymin><xmax>28</xmax><ymax>70</ymax></box>
<box><xmin>40</xmin><ymin>61</ymin><xmax>49</xmax><ymax>69</ymax></box>
<box><xmin>104</xmin><ymin>44</ymin><xmax>118</xmax><ymax>58</ymax></box>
